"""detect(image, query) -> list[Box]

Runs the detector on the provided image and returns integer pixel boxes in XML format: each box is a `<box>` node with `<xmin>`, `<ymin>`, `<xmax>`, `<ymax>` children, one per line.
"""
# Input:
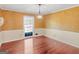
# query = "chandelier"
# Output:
<box><xmin>37</xmin><ymin>4</ymin><xmax>43</xmax><ymax>20</ymax></box>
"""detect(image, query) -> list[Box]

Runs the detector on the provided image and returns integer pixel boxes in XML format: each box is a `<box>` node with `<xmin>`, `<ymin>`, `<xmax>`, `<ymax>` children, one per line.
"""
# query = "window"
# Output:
<box><xmin>23</xmin><ymin>16</ymin><xmax>34</xmax><ymax>36</ymax></box>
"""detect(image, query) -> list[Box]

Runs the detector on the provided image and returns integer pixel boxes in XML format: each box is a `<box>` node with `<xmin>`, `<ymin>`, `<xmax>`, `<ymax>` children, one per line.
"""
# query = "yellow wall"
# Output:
<box><xmin>0</xmin><ymin>9</ymin><xmax>44</xmax><ymax>31</ymax></box>
<box><xmin>1</xmin><ymin>10</ymin><xmax>24</xmax><ymax>30</ymax></box>
<box><xmin>43</xmin><ymin>6</ymin><xmax>79</xmax><ymax>32</ymax></box>
<box><xmin>1</xmin><ymin>6</ymin><xmax>78</xmax><ymax>32</ymax></box>
<box><xmin>34</xmin><ymin>16</ymin><xmax>45</xmax><ymax>28</ymax></box>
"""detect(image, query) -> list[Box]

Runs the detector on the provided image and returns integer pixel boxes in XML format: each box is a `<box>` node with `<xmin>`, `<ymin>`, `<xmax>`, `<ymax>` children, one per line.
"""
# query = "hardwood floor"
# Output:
<box><xmin>33</xmin><ymin>36</ymin><xmax>47</xmax><ymax>54</ymax></box>
<box><xmin>1</xmin><ymin>35</ymin><xmax>79</xmax><ymax>54</ymax></box>
<box><xmin>45</xmin><ymin>37</ymin><xmax>79</xmax><ymax>54</ymax></box>
<box><xmin>1</xmin><ymin>39</ymin><xmax>24</xmax><ymax>54</ymax></box>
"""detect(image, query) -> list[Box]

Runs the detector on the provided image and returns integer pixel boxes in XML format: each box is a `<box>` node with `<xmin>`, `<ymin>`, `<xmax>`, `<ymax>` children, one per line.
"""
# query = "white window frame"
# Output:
<box><xmin>23</xmin><ymin>16</ymin><xmax>34</xmax><ymax>33</ymax></box>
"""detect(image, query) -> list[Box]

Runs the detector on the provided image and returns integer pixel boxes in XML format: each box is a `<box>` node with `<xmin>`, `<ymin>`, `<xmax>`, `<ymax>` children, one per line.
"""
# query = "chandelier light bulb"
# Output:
<box><xmin>37</xmin><ymin>15</ymin><xmax>43</xmax><ymax>20</ymax></box>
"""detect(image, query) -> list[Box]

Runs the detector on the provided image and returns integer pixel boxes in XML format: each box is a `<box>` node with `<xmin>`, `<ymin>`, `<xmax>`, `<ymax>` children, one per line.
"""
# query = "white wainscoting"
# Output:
<box><xmin>34</xmin><ymin>28</ymin><xmax>45</xmax><ymax>35</ymax></box>
<box><xmin>0</xmin><ymin>32</ymin><xmax>3</xmax><ymax>45</ymax></box>
<box><xmin>34</xmin><ymin>28</ymin><xmax>79</xmax><ymax>48</ymax></box>
<box><xmin>0</xmin><ymin>28</ymin><xmax>79</xmax><ymax>48</ymax></box>
<box><xmin>0</xmin><ymin>30</ymin><xmax>24</xmax><ymax>43</ymax></box>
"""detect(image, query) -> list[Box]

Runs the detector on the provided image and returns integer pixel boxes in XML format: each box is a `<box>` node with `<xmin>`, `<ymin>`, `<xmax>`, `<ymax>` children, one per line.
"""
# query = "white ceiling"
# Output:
<box><xmin>0</xmin><ymin>4</ymin><xmax>79</xmax><ymax>15</ymax></box>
